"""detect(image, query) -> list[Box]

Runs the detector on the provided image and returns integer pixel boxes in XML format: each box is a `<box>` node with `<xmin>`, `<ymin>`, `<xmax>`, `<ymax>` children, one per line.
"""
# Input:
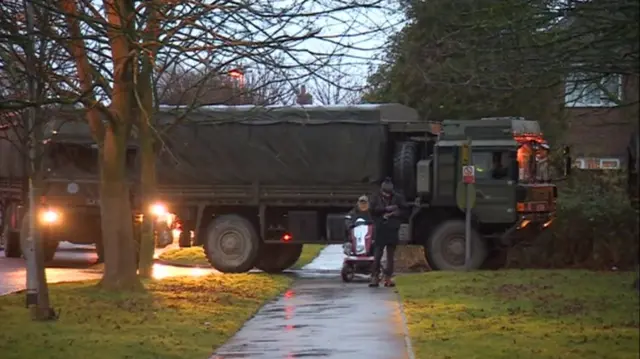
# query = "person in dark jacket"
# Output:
<box><xmin>368</xmin><ymin>178</ymin><xmax>407</xmax><ymax>287</ymax></box>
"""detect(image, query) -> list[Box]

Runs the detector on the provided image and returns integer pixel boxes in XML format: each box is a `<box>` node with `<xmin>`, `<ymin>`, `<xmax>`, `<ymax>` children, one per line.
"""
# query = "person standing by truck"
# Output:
<box><xmin>369</xmin><ymin>178</ymin><xmax>407</xmax><ymax>287</ymax></box>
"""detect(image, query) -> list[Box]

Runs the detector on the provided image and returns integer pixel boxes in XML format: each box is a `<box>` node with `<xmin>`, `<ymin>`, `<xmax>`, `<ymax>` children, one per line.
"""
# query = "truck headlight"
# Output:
<box><xmin>150</xmin><ymin>203</ymin><xmax>167</xmax><ymax>217</ymax></box>
<box><xmin>40</xmin><ymin>210</ymin><xmax>60</xmax><ymax>225</ymax></box>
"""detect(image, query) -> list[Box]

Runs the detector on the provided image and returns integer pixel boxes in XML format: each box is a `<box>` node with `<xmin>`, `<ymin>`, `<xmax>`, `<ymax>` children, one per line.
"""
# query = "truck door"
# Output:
<box><xmin>470</xmin><ymin>149</ymin><xmax>517</xmax><ymax>224</ymax></box>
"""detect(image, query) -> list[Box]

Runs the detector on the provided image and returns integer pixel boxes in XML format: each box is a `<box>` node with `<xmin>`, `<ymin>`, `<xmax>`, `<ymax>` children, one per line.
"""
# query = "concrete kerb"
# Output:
<box><xmin>394</xmin><ymin>289</ymin><xmax>417</xmax><ymax>359</ymax></box>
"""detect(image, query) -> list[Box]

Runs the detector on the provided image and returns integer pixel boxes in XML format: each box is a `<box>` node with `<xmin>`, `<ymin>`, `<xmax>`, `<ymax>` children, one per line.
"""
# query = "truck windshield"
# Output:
<box><xmin>472</xmin><ymin>150</ymin><xmax>518</xmax><ymax>181</ymax></box>
<box><xmin>45</xmin><ymin>143</ymin><xmax>137</xmax><ymax>176</ymax></box>
<box><xmin>46</xmin><ymin>143</ymin><xmax>98</xmax><ymax>175</ymax></box>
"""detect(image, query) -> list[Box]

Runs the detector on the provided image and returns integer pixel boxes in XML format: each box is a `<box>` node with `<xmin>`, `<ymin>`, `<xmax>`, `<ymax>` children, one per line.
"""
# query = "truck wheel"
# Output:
<box><xmin>178</xmin><ymin>229</ymin><xmax>192</xmax><ymax>248</ymax></box>
<box><xmin>131</xmin><ymin>220</ymin><xmax>142</xmax><ymax>268</ymax></box>
<box><xmin>3</xmin><ymin>230</ymin><xmax>21</xmax><ymax>258</ymax></box>
<box><xmin>204</xmin><ymin>215</ymin><xmax>260</xmax><ymax>273</ymax></box>
<box><xmin>19</xmin><ymin>215</ymin><xmax>59</xmax><ymax>262</ymax></box>
<box><xmin>96</xmin><ymin>240</ymin><xmax>105</xmax><ymax>263</ymax></box>
<box><xmin>2</xmin><ymin>204</ymin><xmax>21</xmax><ymax>258</ymax></box>
<box><xmin>424</xmin><ymin>220</ymin><xmax>487</xmax><ymax>271</ymax></box>
<box><xmin>42</xmin><ymin>239</ymin><xmax>59</xmax><ymax>262</ymax></box>
<box><xmin>255</xmin><ymin>243</ymin><xmax>303</xmax><ymax>273</ymax></box>
<box><xmin>393</xmin><ymin>141</ymin><xmax>418</xmax><ymax>198</ymax></box>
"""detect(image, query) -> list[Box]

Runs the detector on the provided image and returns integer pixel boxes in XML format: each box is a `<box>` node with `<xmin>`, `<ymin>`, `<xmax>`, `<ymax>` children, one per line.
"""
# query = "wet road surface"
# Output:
<box><xmin>0</xmin><ymin>242</ymin><xmax>216</xmax><ymax>295</ymax></box>
<box><xmin>211</xmin><ymin>245</ymin><xmax>411</xmax><ymax>359</ymax></box>
<box><xmin>0</xmin><ymin>242</ymin><xmax>102</xmax><ymax>295</ymax></box>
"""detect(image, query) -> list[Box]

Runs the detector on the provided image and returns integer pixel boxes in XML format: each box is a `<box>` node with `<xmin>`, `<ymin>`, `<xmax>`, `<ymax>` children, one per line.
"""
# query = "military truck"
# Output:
<box><xmin>152</xmin><ymin>105</ymin><xmax>558</xmax><ymax>272</ymax></box>
<box><xmin>1</xmin><ymin>104</ymin><xmax>558</xmax><ymax>271</ymax></box>
<box><xmin>0</xmin><ymin>112</ymin><xmax>140</xmax><ymax>262</ymax></box>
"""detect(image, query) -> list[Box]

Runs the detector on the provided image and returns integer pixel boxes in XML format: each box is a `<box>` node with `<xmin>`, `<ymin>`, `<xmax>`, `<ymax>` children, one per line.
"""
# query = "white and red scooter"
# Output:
<box><xmin>341</xmin><ymin>215</ymin><xmax>380</xmax><ymax>282</ymax></box>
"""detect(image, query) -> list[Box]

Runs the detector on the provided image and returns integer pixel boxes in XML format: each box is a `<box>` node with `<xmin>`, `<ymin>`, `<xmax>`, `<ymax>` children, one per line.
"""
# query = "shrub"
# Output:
<box><xmin>508</xmin><ymin>170</ymin><xmax>639</xmax><ymax>270</ymax></box>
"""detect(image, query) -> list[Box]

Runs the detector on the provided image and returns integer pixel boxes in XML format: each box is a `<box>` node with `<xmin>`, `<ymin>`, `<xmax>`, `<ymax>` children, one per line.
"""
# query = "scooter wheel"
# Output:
<box><xmin>341</xmin><ymin>265</ymin><xmax>355</xmax><ymax>282</ymax></box>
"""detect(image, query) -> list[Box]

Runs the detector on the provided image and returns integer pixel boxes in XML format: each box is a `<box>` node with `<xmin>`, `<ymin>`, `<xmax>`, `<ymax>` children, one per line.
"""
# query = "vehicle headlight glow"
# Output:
<box><xmin>40</xmin><ymin>210</ymin><xmax>60</xmax><ymax>224</ymax></box>
<box><xmin>150</xmin><ymin>203</ymin><xmax>167</xmax><ymax>217</ymax></box>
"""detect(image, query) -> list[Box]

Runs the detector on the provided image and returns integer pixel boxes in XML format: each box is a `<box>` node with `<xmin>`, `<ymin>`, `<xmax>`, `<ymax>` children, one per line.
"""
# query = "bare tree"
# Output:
<box><xmin>157</xmin><ymin>64</ymin><xmax>291</xmax><ymax>106</ymax></box>
<box><xmin>310</xmin><ymin>61</ymin><xmax>363</xmax><ymax>105</ymax></box>
<box><xmin>0</xmin><ymin>0</ymin><xmax>399</xmax><ymax>290</ymax></box>
<box><xmin>0</xmin><ymin>0</ymin><xmax>76</xmax><ymax>319</ymax></box>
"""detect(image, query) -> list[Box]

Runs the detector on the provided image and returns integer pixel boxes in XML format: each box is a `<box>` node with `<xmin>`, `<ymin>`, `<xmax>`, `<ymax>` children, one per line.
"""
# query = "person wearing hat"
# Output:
<box><xmin>345</xmin><ymin>195</ymin><xmax>372</xmax><ymax>226</ymax></box>
<box><xmin>368</xmin><ymin>177</ymin><xmax>407</xmax><ymax>287</ymax></box>
<box><xmin>344</xmin><ymin>195</ymin><xmax>374</xmax><ymax>252</ymax></box>
<box><xmin>536</xmin><ymin>143</ymin><xmax>550</xmax><ymax>182</ymax></box>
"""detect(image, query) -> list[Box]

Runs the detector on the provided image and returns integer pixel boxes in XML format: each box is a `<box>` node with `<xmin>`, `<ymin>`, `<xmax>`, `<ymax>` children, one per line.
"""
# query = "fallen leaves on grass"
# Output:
<box><xmin>397</xmin><ymin>270</ymin><xmax>639</xmax><ymax>359</ymax></box>
<box><xmin>0</xmin><ymin>274</ymin><xmax>292</xmax><ymax>359</ymax></box>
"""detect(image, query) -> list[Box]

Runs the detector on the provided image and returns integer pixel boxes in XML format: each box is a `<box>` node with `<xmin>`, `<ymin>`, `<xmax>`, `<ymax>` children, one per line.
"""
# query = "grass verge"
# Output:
<box><xmin>396</xmin><ymin>270</ymin><xmax>639</xmax><ymax>359</ymax></box>
<box><xmin>158</xmin><ymin>244</ymin><xmax>326</xmax><ymax>269</ymax></box>
<box><xmin>0</xmin><ymin>274</ymin><xmax>292</xmax><ymax>359</ymax></box>
<box><xmin>158</xmin><ymin>247</ymin><xmax>210</xmax><ymax>267</ymax></box>
<box><xmin>291</xmin><ymin>244</ymin><xmax>325</xmax><ymax>269</ymax></box>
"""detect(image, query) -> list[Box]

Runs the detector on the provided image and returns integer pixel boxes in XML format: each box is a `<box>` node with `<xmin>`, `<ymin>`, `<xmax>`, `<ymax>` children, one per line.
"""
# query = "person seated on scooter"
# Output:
<box><xmin>347</xmin><ymin>195</ymin><xmax>372</xmax><ymax>222</ymax></box>
<box><xmin>345</xmin><ymin>195</ymin><xmax>375</xmax><ymax>254</ymax></box>
<box><xmin>368</xmin><ymin>178</ymin><xmax>407</xmax><ymax>288</ymax></box>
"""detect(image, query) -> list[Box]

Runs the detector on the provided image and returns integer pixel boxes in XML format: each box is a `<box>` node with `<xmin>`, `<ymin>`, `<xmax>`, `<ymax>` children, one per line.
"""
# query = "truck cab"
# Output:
<box><xmin>1</xmin><ymin>118</ymin><xmax>140</xmax><ymax>262</ymax></box>
<box><xmin>404</xmin><ymin>117</ymin><xmax>557</xmax><ymax>271</ymax></box>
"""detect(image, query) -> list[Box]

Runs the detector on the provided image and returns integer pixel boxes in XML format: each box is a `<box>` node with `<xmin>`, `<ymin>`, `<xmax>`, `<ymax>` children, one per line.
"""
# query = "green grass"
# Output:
<box><xmin>158</xmin><ymin>247</ymin><xmax>210</xmax><ymax>266</ymax></box>
<box><xmin>0</xmin><ymin>274</ymin><xmax>292</xmax><ymax>359</ymax></box>
<box><xmin>158</xmin><ymin>244</ymin><xmax>326</xmax><ymax>269</ymax></box>
<box><xmin>396</xmin><ymin>270</ymin><xmax>639</xmax><ymax>359</ymax></box>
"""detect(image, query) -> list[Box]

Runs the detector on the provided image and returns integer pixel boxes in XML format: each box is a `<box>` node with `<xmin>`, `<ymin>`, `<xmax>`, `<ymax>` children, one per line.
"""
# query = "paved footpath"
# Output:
<box><xmin>210</xmin><ymin>245</ymin><xmax>413</xmax><ymax>359</ymax></box>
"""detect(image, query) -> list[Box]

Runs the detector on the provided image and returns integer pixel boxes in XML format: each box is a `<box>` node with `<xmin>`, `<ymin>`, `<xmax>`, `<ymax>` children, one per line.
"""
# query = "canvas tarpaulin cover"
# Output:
<box><xmin>156</xmin><ymin>106</ymin><xmax>391</xmax><ymax>186</ymax></box>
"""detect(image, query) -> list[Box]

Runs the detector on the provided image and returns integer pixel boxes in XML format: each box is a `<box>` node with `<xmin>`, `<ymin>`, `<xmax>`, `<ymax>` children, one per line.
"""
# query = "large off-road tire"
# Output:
<box><xmin>3</xmin><ymin>229</ymin><xmax>21</xmax><ymax>258</ymax></box>
<box><xmin>42</xmin><ymin>239</ymin><xmax>59</xmax><ymax>262</ymax></box>
<box><xmin>393</xmin><ymin>141</ymin><xmax>418</xmax><ymax>198</ymax></box>
<box><xmin>95</xmin><ymin>239</ymin><xmax>105</xmax><ymax>263</ymax></box>
<box><xmin>2</xmin><ymin>205</ymin><xmax>22</xmax><ymax>258</ymax></box>
<box><xmin>204</xmin><ymin>215</ymin><xmax>260</xmax><ymax>273</ymax></box>
<box><xmin>155</xmin><ymin>227</ymin><xmax>173</xmax><ymax>248</ymax></box>
<box><xmin>424</xmin><ymin>220</ymin><xmax>487</xmax><ymax>271</ymax></box>
<box><xmin>255</xmin><ymin>243</ymin><xmax>303</xmax><ymax>273</ymax></box>
<box><xmin>19</xmin><ymin>215</ymin><xmax>59</xmax><ymax>263</ymax></box>
<box><xmin>131</xmin><ymin>220</ymin><xmax>143</xmax><ymax>268</ymax></box>
<box><xmin>178</xmin><ymin>228</ymin><xmax>192</xmax><ymax>248</ymax></box>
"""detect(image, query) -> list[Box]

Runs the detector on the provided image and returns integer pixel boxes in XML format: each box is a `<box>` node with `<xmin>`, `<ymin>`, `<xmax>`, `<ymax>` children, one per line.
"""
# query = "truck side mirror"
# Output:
<box><xmin>563</xmin><ymin>146</ymin><xmax>571</xmax><ymax>176</ymax></box>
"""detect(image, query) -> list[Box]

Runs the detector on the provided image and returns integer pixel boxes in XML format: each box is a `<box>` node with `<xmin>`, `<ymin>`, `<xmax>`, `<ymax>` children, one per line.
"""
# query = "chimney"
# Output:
<box><xmin>296</xmin><ymin>85</ymin><xmax>313</xmax><ymax>105</ymax></box>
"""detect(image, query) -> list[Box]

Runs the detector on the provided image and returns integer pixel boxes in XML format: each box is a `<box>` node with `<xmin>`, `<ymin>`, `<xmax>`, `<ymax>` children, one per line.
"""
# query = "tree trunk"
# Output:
<box><xmin>98</xmin><ymin>128</ymin><xmax>141</xmax><ymax>291</ymax></box>
<box><xmin>136</xmin><ymin>2</ymin><xmax>160</xmax><ymax>278</ymax></box>
<box><xmin>98</xmin><ymin>0</ymin><xmax>141</xmax><ymax>291</ymax></box>
<box><xmin>137</xmin><ymin>76</ymin><xmax>156</xmax><ymax>278</ymax></box>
